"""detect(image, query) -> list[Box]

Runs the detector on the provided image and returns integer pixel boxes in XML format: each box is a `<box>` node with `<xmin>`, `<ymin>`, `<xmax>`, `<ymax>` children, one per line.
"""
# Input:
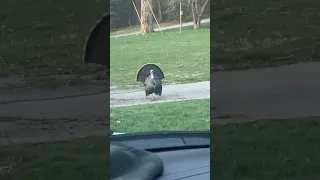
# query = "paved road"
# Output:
<box><xmin>212</xmin><ymin>62</ymin><xmax>320</xmax><ymax>120</ymax></box>
<box><xmin>1</xmin><ymin>62</ymin><xmax>320</xmax><ymax>121</ymax></box>
<box><xmin>111</xmin><ymin>81</ymin><xmax>210</xmax><ymax>107</ymax></box>
<box><xmin>0</xmin><ymin>85</ymin><xmax>110</xmax><ymax>145</ymax></box>
<box><xmin>0</xmin><ymin>82</ymin><xmax>209</xmax><ymax>120</ymax></box>
<box><xmin>0</xmin><ymin>90</ymin><xmax>109</xmax><ymax>121</ymax></box>
<box><xmin>0</xmin><ymin>82</ymin><xmax>209</xmax><ymax>145</ymax></box>
<box><xmin>110</xmin><ymin>18</ymin><xmax>210</xmax><ymax>38</ymax></box>
<box><xmin>1</xmin><ymin>62</ymin><xmax>320</xmax><ymax>145</ymax></box>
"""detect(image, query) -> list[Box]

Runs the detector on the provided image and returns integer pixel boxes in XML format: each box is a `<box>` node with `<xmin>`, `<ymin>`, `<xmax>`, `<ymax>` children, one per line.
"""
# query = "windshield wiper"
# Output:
<box><xmin>110</xmin><ymin>131</ymin><xmax>210</xmax><ymax>152</ymax></box>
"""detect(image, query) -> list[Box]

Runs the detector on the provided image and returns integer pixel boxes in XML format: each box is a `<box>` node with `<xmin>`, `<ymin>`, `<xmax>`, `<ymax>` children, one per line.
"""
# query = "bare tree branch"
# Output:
<box><xmin>182</xmin><ymin>0</ymin><xmax>208</xmax><ymax>29</ymax></box>
<box><xmin>199</xmin><ymin>0</ymin><xmax>209</xmax><ymax>17</ymax></box>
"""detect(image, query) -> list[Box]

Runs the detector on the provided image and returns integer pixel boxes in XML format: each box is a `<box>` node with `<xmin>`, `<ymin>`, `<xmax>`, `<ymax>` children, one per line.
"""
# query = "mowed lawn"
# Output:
<box><xmin>0</xmin><ymin>0</ymin><xmax>108</xmax><ymax>78</ymax></box>
<box><xmin>212</xmin><ymin>0</ymin><xmax>320</xmax><ymax>70</ymax></box>
<box><xmin>110</xmin><ymin>99</ymin><xmax>210</xmax><ymax>133</ymax></box>
<box><xmin>212</xmin><ymin>117</ymin><xmax>320</xmax><ymax>179</ymax></box>
<box><xmin>110</xmin><ymin>24</ymin><xmax>210</xmax><ymax>87</ymax></box>
<box><xmin>0</xmin><ymin>136</ymin><xmax>109</xmax><ymax>180</ymax></box>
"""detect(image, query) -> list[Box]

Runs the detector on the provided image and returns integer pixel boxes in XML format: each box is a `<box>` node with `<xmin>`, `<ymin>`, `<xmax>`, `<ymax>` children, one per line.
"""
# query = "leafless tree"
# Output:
<box><xmin>162</xmin><ymin>0</ymin><xmax>209</xmax><ymax>29</ymax></box>
<box><xmin>184</xmin><ymin>0</ymin><xmax>209</xmax><ymax>29</ymax></box>
<box><xmin>162</xmin><ymin>0</ymin><xmax>179</xmax><ymax>14</ymax></box>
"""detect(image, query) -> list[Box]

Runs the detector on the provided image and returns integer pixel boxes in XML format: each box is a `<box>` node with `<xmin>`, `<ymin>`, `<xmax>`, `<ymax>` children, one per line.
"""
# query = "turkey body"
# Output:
<box><xmin>137</xmin><ymin>64</ymin><xmax>165</xmax><ymax>101</ymax></box>
<box><xmin>144</xmin><ymin>75</ymin><xmax>162</xmax><ymax>98</ymax></box>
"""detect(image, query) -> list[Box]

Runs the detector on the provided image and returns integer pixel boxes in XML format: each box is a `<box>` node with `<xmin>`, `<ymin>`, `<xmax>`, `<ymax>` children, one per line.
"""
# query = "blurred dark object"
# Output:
<box><xmin>110</xmin><ymin>142</ymin><xmax>164</xmax><ymax>180</ymax></box>
<box><xmin>84</xmin><ymin>13</ymin><xmax>109</xmax><ymax>67</ymax></box>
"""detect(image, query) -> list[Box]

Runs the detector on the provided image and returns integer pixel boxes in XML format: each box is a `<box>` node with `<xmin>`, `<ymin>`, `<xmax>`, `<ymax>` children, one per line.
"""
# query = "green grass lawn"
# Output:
<box><xmin>0</xmin><ymin>136</ymin><xmax>109</xmax><ymax>180</ymax></box>
<box><xmin>212</xmin><ymin>117</ymin><xmax>320</xmax><ymax>179</ymax></box>
<box><xmin>110</xmin><ymin>24</ymin><xmax>210</xmax><ymax>87</ymax></box>
<box><xmin>0</xmin><ymin>0</ymin><xmax>108</xmax><ymax>78</ymax></box>
<box><xmin>212</xmin><ymin>0</ymin><xmax>320</xmax><ymax>70</ymax></box>
<box><xmin>110</xmin><ymin>99</ymin><xmax>210</xmax><ymax>133</ymax></box>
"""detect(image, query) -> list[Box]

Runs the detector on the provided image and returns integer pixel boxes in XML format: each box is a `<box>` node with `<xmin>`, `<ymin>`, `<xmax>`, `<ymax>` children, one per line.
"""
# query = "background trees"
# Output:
<box><xmin>110</xmin><ymin>0</ymin><xmax>210</xmax><ymax>32</ymax></box>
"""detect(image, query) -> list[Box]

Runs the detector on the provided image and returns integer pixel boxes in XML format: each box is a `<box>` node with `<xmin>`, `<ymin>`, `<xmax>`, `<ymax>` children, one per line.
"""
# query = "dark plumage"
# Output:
<box><xmin>144</xmin><ymin>70</ymin><xmax>162</xmax><ymax>100</ymax></box>
<box><xmin>83</xmin><ymin>13</ymin><xmax>109</xmax><ymax>68</ymax></box>
<box><xmin>137</xmin><ymin>64</ymin><xmax>165</xmax><ymax>101</ymax></box>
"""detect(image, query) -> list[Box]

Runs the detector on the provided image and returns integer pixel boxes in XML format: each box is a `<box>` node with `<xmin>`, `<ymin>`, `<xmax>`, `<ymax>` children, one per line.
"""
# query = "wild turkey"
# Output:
<box><xmin>83</xmin><ymin>13</ymin><xmax>109</xmax><ymax>68</ymax></box>
<box><xmin>137</xmin><ymin>64</ymin><xmax>165</xmax><ymax>101</ymax></box>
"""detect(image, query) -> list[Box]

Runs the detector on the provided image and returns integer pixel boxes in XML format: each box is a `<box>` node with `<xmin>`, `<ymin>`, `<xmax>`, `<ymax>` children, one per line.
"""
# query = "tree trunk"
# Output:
<box><xmin>141</xmin><ymin>0</ymin><xmax>154</xmax><ymax>34</ymax></box>
<box><xmin>193</xmin><ymin>15</ymin><xmax>199</xmax><ymax>29</ymax></box>
<box><xmin>191</xmin><ymin>2</ymin><xmax>199</xmax><ymax>29</ymax></box>
<box><xmin>128</xmin><ymin>0</ymin><xmax>132</xmax><ymax>26</ymax></box>
<box><xmin>190</xmin><ymin>0</ymin><xmax>209</xmax><ymax>29</ymax></box>
<box><xmin>194</xmin><ymin>15</ymin><xmax>201</xmax><ymax>29</ymax></box>
<box><xmin>156</xmin><ymin>0</ymin><xmax>162</xmax><ymax>23</ymax></box>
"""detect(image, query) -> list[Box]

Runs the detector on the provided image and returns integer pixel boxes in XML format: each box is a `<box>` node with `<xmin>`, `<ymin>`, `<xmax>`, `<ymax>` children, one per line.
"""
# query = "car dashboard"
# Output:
<box><xmin>155</xmin><ymin>147</ymin><xmax>210</xmax><ymax>180</ymax></box>
<box><xmin>110</xmin><ymin>131</ymin><xmax>210</xmax><ymax>180</ymax></box>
